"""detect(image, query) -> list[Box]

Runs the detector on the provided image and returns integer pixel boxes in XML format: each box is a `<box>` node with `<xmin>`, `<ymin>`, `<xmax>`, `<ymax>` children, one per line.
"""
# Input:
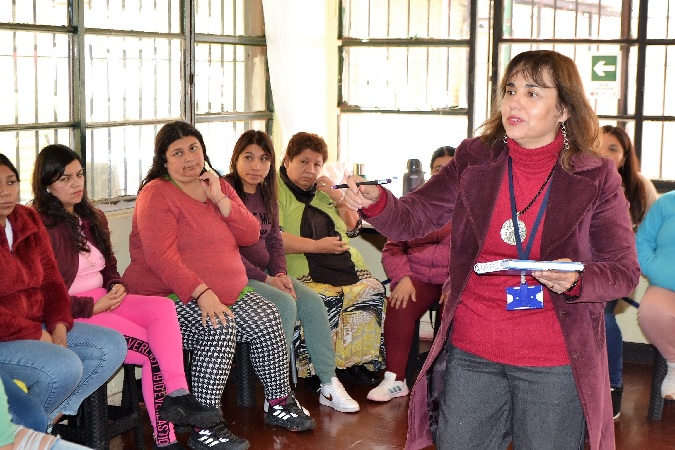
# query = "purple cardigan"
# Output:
<box><xmin>40</xmin><ymin>210</ymin><xmax>126</xmax><ymax>319</ymax></box>
<box><xmin>224</xmin><ymin>176</ymin><xmax>286</xmax><ymax>281</ymax></box>
<box><xmin>365</xmin><ymin>137</ymin><xmax>640</xmax><ymax>450</ymax></box>
<box><xmin>381</xmin><ymin>221</ymin><xmax>451</xmax><ymax>288</ymax></box>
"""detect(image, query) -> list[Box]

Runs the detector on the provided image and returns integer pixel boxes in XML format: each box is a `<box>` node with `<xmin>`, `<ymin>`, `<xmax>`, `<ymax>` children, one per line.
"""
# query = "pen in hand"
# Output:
<box><xmin>332</xmin><ymin>178</ymin><xmax>392</xmax><ymax>189</ymax></box>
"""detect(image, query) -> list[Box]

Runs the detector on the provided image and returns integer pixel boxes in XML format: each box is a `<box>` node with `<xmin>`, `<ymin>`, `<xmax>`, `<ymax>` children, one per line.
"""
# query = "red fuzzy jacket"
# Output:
<box><xmin>0</xmin><ymin>204</ymin><xmax>74</xmax><ymax>341</ymax></box>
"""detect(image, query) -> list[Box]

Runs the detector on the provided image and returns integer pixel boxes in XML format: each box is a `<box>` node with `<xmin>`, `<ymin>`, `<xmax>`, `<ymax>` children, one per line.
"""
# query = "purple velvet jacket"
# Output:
<box><xmin>365</xmin><ymin>137</ymin><xmax>640</xmax><ymax>450</ymax></box>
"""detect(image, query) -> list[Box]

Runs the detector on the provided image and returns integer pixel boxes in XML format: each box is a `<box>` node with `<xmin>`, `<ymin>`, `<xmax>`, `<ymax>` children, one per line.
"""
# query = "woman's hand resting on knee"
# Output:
<box><xmin>93</xmin><ymin>285</ymin><xmax>126</xmax><ymax>314</ymax></box>
<box><xmin>389</xmin><ymin>277</ymin><xmax>416</xmax><ymax>309</ymax></box>
<box><xmin>194</xmin><ymin>286</ymin><xmax>234</xmax><ymax>328</ymax></box>
<box><xmin>268</xmin><ymin>274</ymin><xmax>297</xmax><ymax>299</ymax></box>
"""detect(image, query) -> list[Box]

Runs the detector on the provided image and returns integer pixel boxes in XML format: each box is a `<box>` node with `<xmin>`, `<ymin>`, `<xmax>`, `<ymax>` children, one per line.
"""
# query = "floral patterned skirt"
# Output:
<box><xmin>293</xmin><ymin>270</ymin><xmax>386</xmax><ymax>376</ymax></box>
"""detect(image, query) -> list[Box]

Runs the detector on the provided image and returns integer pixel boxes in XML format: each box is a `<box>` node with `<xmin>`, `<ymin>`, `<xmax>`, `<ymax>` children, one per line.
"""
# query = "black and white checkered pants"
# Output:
<box><xmin>175</xmin><ymin>300</ymin><xmax>236</xmax><ymax>407</ymax></box>
<box><xmin>175</xmin><ymin>291</ymin><xmax>289</xmax><ymax>407</ymax></box>
<box><xmin>231</xmin><ymin>291</ymin><xmax>290</xmax><ymax>401</ymax></box>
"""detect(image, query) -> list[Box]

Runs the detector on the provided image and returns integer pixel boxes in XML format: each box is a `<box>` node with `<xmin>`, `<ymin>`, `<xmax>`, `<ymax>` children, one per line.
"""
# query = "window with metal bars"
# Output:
<box><xmin>0</xmin><ymin>0</ymin><xmax>271</xmax><ymax>201</ymax></box>
<box><xmin>339</xmin><ymin>0</ymin><xmax>675</xmax><ymax>192</ymax></box>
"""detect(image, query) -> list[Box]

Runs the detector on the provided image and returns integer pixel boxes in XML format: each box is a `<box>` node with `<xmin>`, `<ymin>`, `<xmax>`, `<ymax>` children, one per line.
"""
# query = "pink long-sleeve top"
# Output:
<box><xmin>39</xmin><ymin>210</ymin><xmax>127</xmax><ymax>319</ymax></box>
<box><xmin>381</xmin><ymin>221</ymin><xmax>451</xmax><ymax>289</ymax></box>
<box><xmin>123</xmin><ymin>178</ymin><xmax>260</xmax><ymax>305</ymax></box>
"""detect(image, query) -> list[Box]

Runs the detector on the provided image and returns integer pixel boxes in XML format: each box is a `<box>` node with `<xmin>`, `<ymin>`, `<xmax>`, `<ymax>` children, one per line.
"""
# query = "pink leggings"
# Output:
<box><xmin>76</xmin><ymin>288</ymin><xmax>187</xmax><ymax>445</ymax></box>
<box><xmin>384</xmin><ymin>279</ymin><xmax>443</xmax><ymax>380</ymax></box>
<box><xmin>637</xmin><ymin>286</ymin><xmax>675</xmax><ymax>363</ymax></box>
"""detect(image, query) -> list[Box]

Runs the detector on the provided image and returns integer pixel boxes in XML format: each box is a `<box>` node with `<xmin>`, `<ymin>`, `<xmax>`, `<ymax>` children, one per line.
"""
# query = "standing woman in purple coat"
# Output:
<box><xmin>343</xmin><ymin>50</ymin><xmax>640</xmax><ymax>450</ymax></box>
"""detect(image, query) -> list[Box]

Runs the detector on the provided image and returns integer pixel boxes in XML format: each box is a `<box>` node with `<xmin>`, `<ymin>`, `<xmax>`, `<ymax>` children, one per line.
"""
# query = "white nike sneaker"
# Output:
<box><xmin>366</xmin><ymin>371</ymin><xmax>409</xmax><ymax>402</ymax></box>
<box><xmin>319</xmin><ymin>377</ymin><xmax>360</xmax><ymax>412</ymax></box>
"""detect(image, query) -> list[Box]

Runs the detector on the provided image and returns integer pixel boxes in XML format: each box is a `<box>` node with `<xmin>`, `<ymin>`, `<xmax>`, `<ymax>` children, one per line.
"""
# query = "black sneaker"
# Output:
<box><xmin>336</xmin><ymin>365</ymin><xmax>379</xmax><ymax>386</ymax></box>
<box><xmin>304</xmin><ymin>374</ymin><xmax>321</xmax><ymax>393</ymax></box>
<box><xmin>264</xmin><ymin>392</ymin><xmax>316</xmax><ymax>431</ymax></box>
<box><xmin>188</xmin><ymin>423</ymin><xmax>250</xmax><ymax>450</ymax></box>
<box><xmin>159</xmin><ymin>394</ymin><xmax>223</xmax><ymax>428</ymax></box>
<box><xmin>611</xmin><ymin>385</ymin><xmax>623</xmax><ymax>419</ymax></box>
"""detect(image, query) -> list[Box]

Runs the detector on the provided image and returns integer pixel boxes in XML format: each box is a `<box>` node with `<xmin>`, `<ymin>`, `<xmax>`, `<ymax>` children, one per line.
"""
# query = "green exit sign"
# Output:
<box><xmin>591</xmin><ymin>55</ymin><xmax>617</xmax><ymax>82</ymax></box>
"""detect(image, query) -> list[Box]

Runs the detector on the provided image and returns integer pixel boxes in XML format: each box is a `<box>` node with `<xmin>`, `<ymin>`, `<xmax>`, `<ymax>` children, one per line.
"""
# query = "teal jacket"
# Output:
<box><xmin>636</xmin><ymin>190</ymin><xmax>675</xmax><ymax>291</ymax></box>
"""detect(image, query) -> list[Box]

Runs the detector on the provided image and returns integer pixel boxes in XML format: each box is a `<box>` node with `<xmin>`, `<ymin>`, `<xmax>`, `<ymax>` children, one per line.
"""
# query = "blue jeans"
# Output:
<box><xmin>0</xmin><ymin>378</ymin><xmax>90</xmax><ymax>449</ymax></box>
<box><xmin>0</xmin><ymin>368</ymin><xmax>48</xmax><ymax>431</ymax></box>
<box><xmin>605</xmin><ymin>299</ymin><xmax>623</xmax><ymax>388</ymax></box>
<box><xmin>437</xmin><ymin>345</ymin><xmax>585</xmax><ymax>450</ymax></box>
<box><xmin>0</xmin><ymin>322</ymin><xmax>127</xmax><ymax>423</ymax></box>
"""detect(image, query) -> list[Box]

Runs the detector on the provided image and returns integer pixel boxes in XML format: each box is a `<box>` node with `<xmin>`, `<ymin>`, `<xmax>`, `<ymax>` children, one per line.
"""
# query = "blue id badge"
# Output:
<box><xmin>506</xmin><ymin>273</ymin><xmax>544</xmax><ymax>310</ymax></box>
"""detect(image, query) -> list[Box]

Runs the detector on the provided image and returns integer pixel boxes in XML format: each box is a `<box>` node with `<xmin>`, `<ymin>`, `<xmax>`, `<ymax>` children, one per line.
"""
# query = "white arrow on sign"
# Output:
<box><xmin>593</xmin><ymin>60</ymin><xmax>616</xmax><ymax>77</ymax></box>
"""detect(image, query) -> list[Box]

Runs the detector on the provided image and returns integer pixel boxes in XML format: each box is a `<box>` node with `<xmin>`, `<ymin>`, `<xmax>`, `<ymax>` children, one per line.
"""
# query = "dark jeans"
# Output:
<box><xmin>604</xmin><ymin>299</ymin><xmax>623</xmax><ymax>388</ymax></box>
<box><xmin>436</xmin><ymin>345</ymin><xmax>585</xmax><ymax>450</ymax></box>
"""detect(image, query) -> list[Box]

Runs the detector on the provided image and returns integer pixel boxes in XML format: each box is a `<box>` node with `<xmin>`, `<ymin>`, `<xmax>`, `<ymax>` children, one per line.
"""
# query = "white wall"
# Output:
<box><xmin>616</xmin><ymin>277</ymin><xmax>649</xmax><ymax>344</ymax></box>
<box><xmin>104</xmin><ymin>207</ymin><xmax>135</xmax><ymax>273</ymax></box>
<box><xmin>101</xmin><ymin>207</ymin><xmax>135</xmax><ymax>398</ymax></box>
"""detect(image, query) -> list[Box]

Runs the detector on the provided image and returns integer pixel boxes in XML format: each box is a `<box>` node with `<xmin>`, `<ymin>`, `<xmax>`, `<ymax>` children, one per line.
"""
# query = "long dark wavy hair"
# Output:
<box><xmin>31</xmin><ymin>144</ymin><xmax>113</xmax><ymax>259</ymax></box>
<box><xmin>601</xmin><ymin>125</ymin><xmax>647</xmax><ymax>225</ymax></box>
<box><xmin>139</xmin><ymin>121</ymin><xmax>219</xmax><ymax>192</ymax></box>
<box><xmin>226</xmin><ymin>130</ymin><xmax>278</xmax><ymax>221</ymax></box>
<box><xmin>479</xmin><ymin>50</ymin><xmax>601</xmax><ymax>169</ymax></box>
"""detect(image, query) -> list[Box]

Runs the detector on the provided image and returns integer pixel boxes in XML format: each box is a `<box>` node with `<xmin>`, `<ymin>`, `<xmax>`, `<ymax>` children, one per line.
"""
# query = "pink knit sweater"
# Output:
<box><xmin>123</xmin><ymin>178</ymin><xmax>259</xmax><ymax>305</ymax></box>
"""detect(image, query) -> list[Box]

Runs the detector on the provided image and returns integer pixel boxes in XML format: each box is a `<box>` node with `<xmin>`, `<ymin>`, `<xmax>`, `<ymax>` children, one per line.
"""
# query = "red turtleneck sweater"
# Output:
<box><xmin>451</xmin><ymin>132</ymin><xmax>570</xmax><ymax>366</ymax></box>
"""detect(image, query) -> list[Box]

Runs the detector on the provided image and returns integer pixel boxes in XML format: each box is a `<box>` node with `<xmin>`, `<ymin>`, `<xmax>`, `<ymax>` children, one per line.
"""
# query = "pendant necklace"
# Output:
<box><xmin>500</xmin><ymin>159</ymin><xmax>556</xmax><ymax>246</ymax></box>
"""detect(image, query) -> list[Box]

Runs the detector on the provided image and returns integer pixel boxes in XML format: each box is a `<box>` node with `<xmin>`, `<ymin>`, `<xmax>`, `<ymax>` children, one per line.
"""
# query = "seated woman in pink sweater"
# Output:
<box><xmin>123</xmin><ymin>121</ymin><xmax>315</xmax><ymax>449</ymax></box>
<box><xmin>367</xmin><ymin>147</ymin><xmax>454</xmax><ymax>402</ymax></box>
<box><xmin>32</xmin><ymin>144</ymin><xmax>221</xmax><ymax>450</ymax></box>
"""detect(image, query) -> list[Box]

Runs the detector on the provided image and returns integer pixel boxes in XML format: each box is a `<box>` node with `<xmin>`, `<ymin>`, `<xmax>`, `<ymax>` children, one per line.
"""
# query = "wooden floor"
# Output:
<box><xmin>112</xmin><ymin>360</ymin><xmax>675</xmax><ymax>450</ymax></box>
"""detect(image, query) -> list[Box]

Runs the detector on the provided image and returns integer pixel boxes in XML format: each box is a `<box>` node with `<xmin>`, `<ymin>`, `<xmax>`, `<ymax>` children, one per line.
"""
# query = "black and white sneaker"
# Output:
<box><xmin>264</xmin><ymin>392</ymin><xmax>316</xmax><ymax>431</ymax></box>
<box><xmin>187</xmin><ymin>423</ymin><xmax>249</xmax><ymax>450</ymax></box>
<box><xmin>159</xmin><ymin>393</ymin><xmax>222</xmax><ymax>428</ymax></box>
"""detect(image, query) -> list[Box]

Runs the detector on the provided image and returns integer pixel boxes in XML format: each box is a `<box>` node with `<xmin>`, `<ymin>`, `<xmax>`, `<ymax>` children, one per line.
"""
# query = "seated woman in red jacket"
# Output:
<box><xmin>32</xmin><ymin>144</ymin><xmax>221</xmax><ymax>450</ymax></box>
<box><xmin>0</xmin><ymin>153</ymin><xmax>126</xmax><ymax>431</ymax></box>
<box><xmin>367</xmin><ymin>147</ymin><xmax>454</xmax><ymax>402</ymax></box>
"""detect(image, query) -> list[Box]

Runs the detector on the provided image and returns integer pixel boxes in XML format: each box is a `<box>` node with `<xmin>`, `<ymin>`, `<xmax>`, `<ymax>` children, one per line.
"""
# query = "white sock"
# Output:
<box><xmin>666</xmin><ymin>362</ymin><xmax>675</xmax><ymax>376</ymax></box>
<box><xmin>662</xmin><ymin>363</ymin><xmax>675</xmax><ymax>396</ymax></box>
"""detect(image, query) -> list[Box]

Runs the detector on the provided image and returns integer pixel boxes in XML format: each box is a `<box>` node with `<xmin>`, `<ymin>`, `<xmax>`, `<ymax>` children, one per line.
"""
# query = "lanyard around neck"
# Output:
<box><xmin>508</xmin><ymin>157</ymin><xmax>555</xmax><ymax>260</ymax></box>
